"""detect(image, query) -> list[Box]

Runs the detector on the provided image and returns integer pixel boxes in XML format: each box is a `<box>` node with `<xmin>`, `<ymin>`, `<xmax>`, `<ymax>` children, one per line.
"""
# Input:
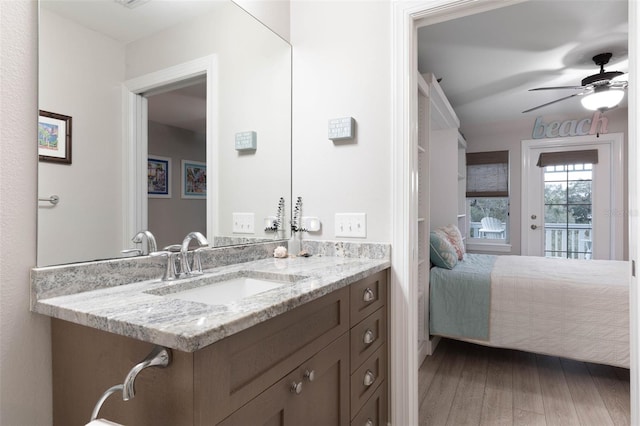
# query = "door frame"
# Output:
<box><xmin>392</xmin><ymin>1</ymin><xmax>638</xmax><ymax>424</ymax></box>
<box><xmin>521</xmin><ymin>133</ymin><xmax>624</xmax><ymax>259</ymax></box>
<box><xmin>391</xmin><ymin>1</ymin><xmax>526</xmax><ymax>424</ymax></box>
<box><xmin>121</xmin><ymin>55</ymin><xmax>218</xmax><ymax>248</ymax></box>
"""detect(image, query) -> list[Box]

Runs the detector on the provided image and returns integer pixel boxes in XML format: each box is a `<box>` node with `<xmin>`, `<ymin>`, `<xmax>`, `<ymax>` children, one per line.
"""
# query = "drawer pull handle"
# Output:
<box><xmin>363</xmin><ymin>329</ymin><xmax>375</xmax><ymax>345</ymax></box>
<box><xmin>365</xmin><ymin>419</ymin><xmax>374</xmax><ymax>426</ymax></box>
<box><xmin>290</xmin><ymin>381</ymin><xmax>303</xmax><ymax>394</ymax></box>
<box><xmin>304</xmin><ymin>369</ymin><xmax>315</xmax><ymax>382</ymax></box>
<box><xmin>363</xmin><ymin>288</ymin><xmax>375</xmax><ymax>302</ymax></box>
<box><xmin>363</xmin><ymin>370</ymin><xmax>376</xmax><ymax>387</ymax></box>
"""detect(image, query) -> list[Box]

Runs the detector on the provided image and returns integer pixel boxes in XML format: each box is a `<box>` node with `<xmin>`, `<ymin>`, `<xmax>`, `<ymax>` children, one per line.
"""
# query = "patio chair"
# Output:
<box><xmin>479</xmin><ymin>217</ymin><xmax>505</xmax><ymax>239</ymax></box>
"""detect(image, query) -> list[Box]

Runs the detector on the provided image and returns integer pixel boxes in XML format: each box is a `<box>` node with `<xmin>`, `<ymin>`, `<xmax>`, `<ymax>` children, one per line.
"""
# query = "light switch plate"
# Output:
<box><xmin>335</xmin><ymin>213</ymin><xmax>366</xmax><ymax>238</ymax></box>
<box><xmin>328</xmin><ymin>117</ymin><xmax>355</xmax><ymax>140</ymax></box>
<box><xmin>232</xmin><ymin>212</ymin><xmax>255</xmax><ymax>234</ymax></box>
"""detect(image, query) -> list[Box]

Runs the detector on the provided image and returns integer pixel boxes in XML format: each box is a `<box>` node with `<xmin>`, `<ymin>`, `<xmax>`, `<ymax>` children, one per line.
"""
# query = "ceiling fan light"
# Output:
<box><xmin>580</xmin><ymin>88</ymin><xmax>625</xmax><ymax>111</ymax></box>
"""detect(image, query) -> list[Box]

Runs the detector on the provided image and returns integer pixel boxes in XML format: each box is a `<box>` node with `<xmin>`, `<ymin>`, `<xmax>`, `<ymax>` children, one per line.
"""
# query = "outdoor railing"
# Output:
<box><xmin>469</xmin><ymin>221</ymin><xmax>592</xmax><ymax>259</ymax></box>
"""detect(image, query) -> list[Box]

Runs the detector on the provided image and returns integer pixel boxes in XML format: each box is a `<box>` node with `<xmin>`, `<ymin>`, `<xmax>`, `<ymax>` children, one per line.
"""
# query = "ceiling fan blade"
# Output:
<box><xmin>611</xmin><ymin>72</ymin><xmax>629</xmax><ymax>83</ymax></box>
<box><xmin>522</xmin><ymin>93</ymin><xmax>581</xmax><ymax>114</ymax></box>
<box><xmin>529</xmin><ymin>86</ymin><xmax>585</xmax><ymax>91</ymax></box>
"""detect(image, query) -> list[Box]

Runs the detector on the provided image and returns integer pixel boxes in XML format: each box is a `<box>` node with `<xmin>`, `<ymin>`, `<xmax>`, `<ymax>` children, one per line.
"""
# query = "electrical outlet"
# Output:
<box><xmin>301</xmin><ymin>216</ymin><xmax>321</xmax><ymax>232</ymax></box>
<box><xmin>264</xmin><ymin>216</ymin><xmax>278</xmax><ymax>229</ymax></box>
<box><xmin>335</xmin><ymin>213</ymin><xmax>366</xmax><ymax>238</ymax></box>
<box><xmin>232</xmin><ymin>212</ymin><xmax>255</xmax><ymax>234</ymax></box>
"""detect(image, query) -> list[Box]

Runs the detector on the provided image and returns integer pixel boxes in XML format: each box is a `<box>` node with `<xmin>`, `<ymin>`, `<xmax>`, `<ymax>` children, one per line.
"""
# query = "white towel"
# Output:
<box><xmin>85</xmin><ymin>419</ymin><xmax>123</xmax><ymax>426</ymax></box>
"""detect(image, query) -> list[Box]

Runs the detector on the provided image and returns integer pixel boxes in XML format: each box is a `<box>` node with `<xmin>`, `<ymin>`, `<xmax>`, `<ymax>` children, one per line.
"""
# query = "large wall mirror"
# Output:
<box><xmin>37</xmin><ymin>0</ymin><xmax>292</xmax><ymax>267</ymax></box>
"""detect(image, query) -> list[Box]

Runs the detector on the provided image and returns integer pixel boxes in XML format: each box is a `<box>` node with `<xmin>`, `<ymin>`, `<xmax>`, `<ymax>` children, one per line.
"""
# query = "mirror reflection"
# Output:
<box><xmin>37</xmin><ymin>0</ymin><xmax>292</xmax><ymax>266</ymax></box>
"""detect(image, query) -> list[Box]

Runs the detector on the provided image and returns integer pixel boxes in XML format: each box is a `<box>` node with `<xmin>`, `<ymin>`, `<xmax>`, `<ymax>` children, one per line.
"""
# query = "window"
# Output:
<box><xmin>539</xmin><ymin>150</ymin><xmax>597</xmax><ymax>259</ymax></box>
<box><xmin>466</xmin><ymin>151</ymin><xmax>509</xmax><ymax>242</ymax></box>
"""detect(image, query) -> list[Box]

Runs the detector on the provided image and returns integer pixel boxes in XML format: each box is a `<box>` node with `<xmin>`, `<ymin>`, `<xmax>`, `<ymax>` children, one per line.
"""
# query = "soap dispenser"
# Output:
<box><xmin>288</xmin><ymin>234</ymin><xmax>301</xmax><ymax>255</ymax></box>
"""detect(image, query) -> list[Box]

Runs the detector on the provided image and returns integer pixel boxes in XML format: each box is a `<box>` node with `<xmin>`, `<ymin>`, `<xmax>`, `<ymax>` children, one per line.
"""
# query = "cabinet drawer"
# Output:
<box><xmin>350</xmin><ymin>307</ymin><xmax>386</xmax><ymax>372</ymax></box>
<box><xmin>350</xmin><ymin>270</ymin><xmax>387</xmax><ymax>325</ymax></box>
<box><xmin>195</xmin><ymin>286</ymin><xmax>350</xmax><ymax>424</ymax></box>
<box><xmin>350</xmin><ymin>346</ymin><xmax>386</xmax><ymax>419</ymax></box>
<box><xmin>350</xmin><ymin>383</ymin><xmax>387</xmax><ymax>426</ymax></box>
<box><xmin>217</xmin><ymin>334</ymin><xmax>350</xmax><ymax>426</ymax></box>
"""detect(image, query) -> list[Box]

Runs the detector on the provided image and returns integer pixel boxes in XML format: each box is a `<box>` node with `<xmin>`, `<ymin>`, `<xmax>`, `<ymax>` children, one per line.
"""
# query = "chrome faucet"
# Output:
<box><xmin>122</xmin><ymin>346</ymin><xmax>171</xmax><ymax>401</ymax></box>
<box><xmin>132</xmin><ymin>230</ymin><xmax>157</xmax><ymax>255</ymax></box>
<box><xmin>180</xmin><ymin>231</ymin><xmax>209</xmax><ymax>277</ymax></box>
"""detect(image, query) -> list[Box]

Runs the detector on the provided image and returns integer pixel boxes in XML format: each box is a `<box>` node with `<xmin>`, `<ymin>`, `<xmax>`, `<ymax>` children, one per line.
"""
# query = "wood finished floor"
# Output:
<box><xmin>419</xmin><ymin>339</ymin><xmax>630</xmax><ymax>426</ymax></box>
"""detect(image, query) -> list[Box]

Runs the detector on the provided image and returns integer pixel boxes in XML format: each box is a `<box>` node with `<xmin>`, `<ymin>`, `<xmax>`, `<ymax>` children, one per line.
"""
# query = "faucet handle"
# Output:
<box><xmin>121</xmin><ymin>248</ymin><xmax>142</xmax><ymax>257</ymax></box>
<box><xmin>163</xmin><ymin>244</ymin><xmax>181</xmax><ymax>252</ymax></box>
<box><xmin>191</xmin><ymin>247</ymin><xmax>208</xmax><ymax>275</ymax></box>
<box><xmin>150</xmin><ymin>251</ymin><xmax>178</xmax><ymax>281</ymax></box>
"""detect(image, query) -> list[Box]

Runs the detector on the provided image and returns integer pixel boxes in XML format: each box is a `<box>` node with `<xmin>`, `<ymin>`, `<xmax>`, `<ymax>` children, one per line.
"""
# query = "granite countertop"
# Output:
<box><xmin>31</xmin><ymin>253</ymin><xmax>389</xmax><ymax>352</ymax></box>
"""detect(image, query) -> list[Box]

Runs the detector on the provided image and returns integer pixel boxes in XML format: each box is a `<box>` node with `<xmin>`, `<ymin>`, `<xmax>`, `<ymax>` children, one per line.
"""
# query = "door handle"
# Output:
<box><xmin>530</xmin><ymin>224</ymin><xmax>538</xmax><ymax>230</ymax></box>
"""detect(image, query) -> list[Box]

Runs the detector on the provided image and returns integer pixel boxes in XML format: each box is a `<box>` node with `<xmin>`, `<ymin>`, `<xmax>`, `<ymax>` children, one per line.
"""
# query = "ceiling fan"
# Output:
<box><xmin>522</xmin><ymin>52</ymin><xmax>629</xmax><ymax>114</ymax></box>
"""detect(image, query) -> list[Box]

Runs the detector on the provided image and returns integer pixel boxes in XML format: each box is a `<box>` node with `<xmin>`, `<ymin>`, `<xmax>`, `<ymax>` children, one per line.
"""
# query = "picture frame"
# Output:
<box><xmin>181</xmin><ymin>159</ymin><xmax>207</xmax><ymax>199</ymax></box>
<box><xmin>148</xmin><ymin>155</ymin><xmax>171</xmax><ymax>198</ymax></box>
<box><xmin>38</xmin><ymin>110</ymin><xmax>72</xmax><ymax>164</ymax></box>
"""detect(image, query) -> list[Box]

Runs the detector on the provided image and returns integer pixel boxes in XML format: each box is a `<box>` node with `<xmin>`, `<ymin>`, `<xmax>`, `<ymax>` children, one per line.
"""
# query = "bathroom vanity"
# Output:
<box><xmin>32</xmin><ymin>242</ymin><xmax>390</xmax><ymax>426</ymax></box>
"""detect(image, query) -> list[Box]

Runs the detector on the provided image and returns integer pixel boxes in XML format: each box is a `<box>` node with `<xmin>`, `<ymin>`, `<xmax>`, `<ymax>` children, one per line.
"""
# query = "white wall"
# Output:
<box><xmin>148</xmin><ymin>121</ymin><xmax>206</xmax><ymax>249</ymax></box>
<box><xmin>0</xmin><ymin>1</ymin><xmax>52</xmax><ymax>425</ymax></box>
<box><xmin>234</xmin><ymin>0</ymin><xmax>291</xmax><ymax>42</ymax></box>
<box><xmin>290</xmin><ymin>1</ymin><xmax>391</xmax><ymax>243</ymax></box>
<box><xmin>126</xmin><ymin>2</ymin><xmax>291</xmax><ymax>240</ymax></box>
<box><xmin>39</xmin><ymin>9</ymin><xmax>125</xmax><ymax>265</ymax></box>
<box><xmin>463</xmin><ymin>108</ymin><xmax>629</xmax><ymax>256</ymax></box>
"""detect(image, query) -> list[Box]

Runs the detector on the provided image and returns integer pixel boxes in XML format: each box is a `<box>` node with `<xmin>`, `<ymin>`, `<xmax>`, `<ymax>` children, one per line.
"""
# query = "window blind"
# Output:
<box><xmin>536</xmin><ymin>149</ymin><xmax>599</xmax><ymax>167</ymax></box>
<box><xmin>466</xmin><ymin>150</ymin><xmax>509</xmax><ymax>197</ymax></box>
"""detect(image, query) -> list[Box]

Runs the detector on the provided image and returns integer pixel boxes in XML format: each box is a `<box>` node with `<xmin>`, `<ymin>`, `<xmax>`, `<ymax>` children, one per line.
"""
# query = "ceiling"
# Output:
<box><xmin>417</xmin><ymin>0</ymin><xmax>629</xmax><ymax>129</ymax></box>
<box><xmin>41</xmin><ymin>0</ymin><xmax>226</xmax><ymax>44</ymax></box>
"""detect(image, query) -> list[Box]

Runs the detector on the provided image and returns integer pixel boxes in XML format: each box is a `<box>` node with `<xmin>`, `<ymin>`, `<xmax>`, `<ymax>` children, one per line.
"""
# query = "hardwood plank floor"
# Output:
<box><xmin>418</xmin><ymin>339</ymin><xmax>630</xmax><ymax>426</ymax></box>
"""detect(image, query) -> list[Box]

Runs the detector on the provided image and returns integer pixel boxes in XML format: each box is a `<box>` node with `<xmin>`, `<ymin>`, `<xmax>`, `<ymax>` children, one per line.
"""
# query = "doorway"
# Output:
<box><xmin>522</xmin><ymin>134</ymin><xmax>624</xmax><ymax>260</ymax></box>
<box><xmin>391</xmin><ymin>1</ymin><xmax>637</xmax><ymax>425</ymax></box>
<box><xmin>122</xmin><ymin>55</ymin><xmax>218</xmax><ymax>249</ymax></box>
<box><xmin>146</xmin><ymin>79</ymin><xmax>207</xmax><ymax>249</ymax></box>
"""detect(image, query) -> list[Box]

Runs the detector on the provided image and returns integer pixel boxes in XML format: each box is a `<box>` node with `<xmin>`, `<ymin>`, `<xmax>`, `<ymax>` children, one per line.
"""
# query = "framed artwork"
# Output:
<box><xmin>181</xmin><ymin>160</ymin><xmax>207</xmax><ymax>199</ymax></box>
<box><xmin>148</xmin><ymin>155</ymin><xmax>171</xmax><ymax>198</ymax></box>
<box><xmin>38</xmin><ymin>110</ymin><xmax>72</xmax><ymax>164</ymax></box>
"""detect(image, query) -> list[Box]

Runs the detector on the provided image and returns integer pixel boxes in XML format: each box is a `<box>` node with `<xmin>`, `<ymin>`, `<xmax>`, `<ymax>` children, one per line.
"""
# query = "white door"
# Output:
<box><xmin>522</xmin><ymin>134</ymin><xmax>624</xmax><ymax>260</ymax></box>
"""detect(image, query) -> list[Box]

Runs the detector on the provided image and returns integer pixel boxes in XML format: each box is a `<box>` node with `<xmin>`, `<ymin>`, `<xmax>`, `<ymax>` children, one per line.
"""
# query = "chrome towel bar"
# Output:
<box><xmin>38</xmin><ymin>195</ymin><xmax>60</xmax><ymax>205</ymax></box>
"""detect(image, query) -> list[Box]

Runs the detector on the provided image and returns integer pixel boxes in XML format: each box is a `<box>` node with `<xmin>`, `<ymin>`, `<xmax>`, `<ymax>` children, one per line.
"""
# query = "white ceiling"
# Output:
<box><xmin>40</xmin><ymin>0</ymin><xmax>226</xmax><ymax>44</ymax></box>
<box><xmin>417</xmin><ymin>0</ymin><xmax>629</xmax><ymax>128</ymax></box>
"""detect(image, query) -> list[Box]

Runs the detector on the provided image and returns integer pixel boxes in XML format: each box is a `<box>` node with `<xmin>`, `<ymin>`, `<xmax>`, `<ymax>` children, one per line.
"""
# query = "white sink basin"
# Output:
<box><xmin>167</xmin><ymin>276</ymin><xmax>286</xmax><ymax>306</ymax></box>
<box><xmin>148</xmin><ymin>271</ymin><xmax>307</xmax><ymax>306</ymax></box>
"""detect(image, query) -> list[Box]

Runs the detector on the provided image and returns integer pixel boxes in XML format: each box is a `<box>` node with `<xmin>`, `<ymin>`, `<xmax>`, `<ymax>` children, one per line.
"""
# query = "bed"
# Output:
<box><xmin>429</xmin><ymin>253</ymin><xmax>630</xmax><ymax>368</ymax></box>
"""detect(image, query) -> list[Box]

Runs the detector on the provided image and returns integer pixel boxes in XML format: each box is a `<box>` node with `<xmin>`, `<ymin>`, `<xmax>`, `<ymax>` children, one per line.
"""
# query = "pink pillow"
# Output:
<box><xmin>438</xmin><ymin>224</ymin><xmax>465</xmax><ymax>260</ymax></box>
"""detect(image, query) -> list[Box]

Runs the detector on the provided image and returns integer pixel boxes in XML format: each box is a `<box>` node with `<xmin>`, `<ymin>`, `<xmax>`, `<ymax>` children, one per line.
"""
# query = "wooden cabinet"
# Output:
<box><xmin>195</xmin><ymin>286</ymin><xmax>349</xmax><ymax>424</ymax></box>
<box><xmin>51</xmin><ymin>269</ymin><xmax>388</xmax><ymax>426</ymax></box>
